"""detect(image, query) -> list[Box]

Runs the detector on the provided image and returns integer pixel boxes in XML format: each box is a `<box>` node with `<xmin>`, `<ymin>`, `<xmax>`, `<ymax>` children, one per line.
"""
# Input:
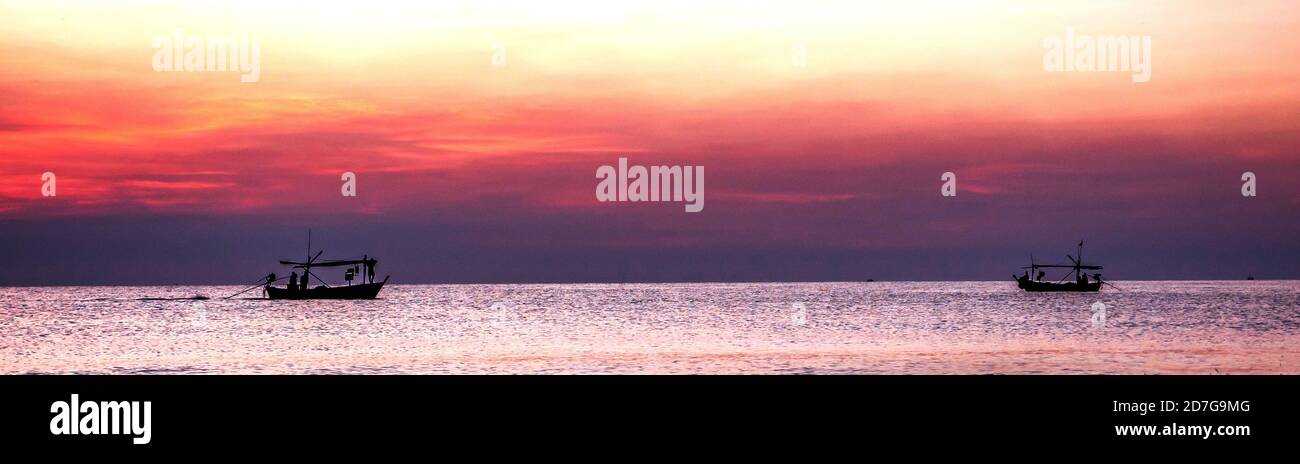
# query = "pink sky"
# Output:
<box><xmin>0</xmin><ymin>1</ymin><xmax>1297</xmax><ymax>283</ymax></box>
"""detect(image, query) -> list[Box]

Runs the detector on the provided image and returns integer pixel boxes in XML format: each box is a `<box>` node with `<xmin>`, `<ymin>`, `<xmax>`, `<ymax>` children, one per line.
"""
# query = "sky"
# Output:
<box><xmin>0</xmin><ymin>0</ymin><xmax>1297</xmax><ymax>285</ymax></box>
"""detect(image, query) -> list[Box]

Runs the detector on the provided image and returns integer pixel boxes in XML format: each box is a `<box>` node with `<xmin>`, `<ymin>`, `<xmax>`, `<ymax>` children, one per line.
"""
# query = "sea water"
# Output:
<box><xmin>2</xmin><ymin>281</ymin><xmax>1297</xmax><ymax>374</ymax></box>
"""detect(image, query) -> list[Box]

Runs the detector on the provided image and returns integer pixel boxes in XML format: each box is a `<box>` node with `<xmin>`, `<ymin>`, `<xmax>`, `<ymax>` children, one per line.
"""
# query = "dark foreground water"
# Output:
<box><xmin>2</xmin><ymin>281</ymin><xmax>1297</xmax><ymax>374</ymax></box>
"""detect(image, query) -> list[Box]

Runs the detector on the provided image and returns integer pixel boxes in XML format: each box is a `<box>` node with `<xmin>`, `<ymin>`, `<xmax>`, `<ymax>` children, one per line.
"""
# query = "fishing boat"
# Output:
<box><xmin>265</xmin><ymin>258</ymin><xmax>388</xmax><ymax>300</ymax></box>
<box><xmin>258</xmin><ymin>231</ymin><xmax>389</xmax><ymax>300</ymax></box>
<box><xmin>1013</xmin><ymin>241</ymin><xmax>1107</xmax><ymax>292</ymax></box>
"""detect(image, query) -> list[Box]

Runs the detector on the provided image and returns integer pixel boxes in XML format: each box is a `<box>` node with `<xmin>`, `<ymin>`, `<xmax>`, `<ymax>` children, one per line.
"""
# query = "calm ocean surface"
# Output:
<box><xmin>3</xmin><ymin>281</ymin><xmax>1298</xmax><ymax>374</ymax></box>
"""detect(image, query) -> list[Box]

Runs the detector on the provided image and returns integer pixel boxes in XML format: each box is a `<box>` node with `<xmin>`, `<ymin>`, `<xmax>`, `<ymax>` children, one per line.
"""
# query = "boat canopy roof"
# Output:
<box><xmin>1021</xmin><ymin>264</ymin><xmax>1102</xmax><ymax>270</ymax></box>
<box><xmin>279</xmin><ymin>258</ymin><xmax>376</xmax><ymax>268</ymax></box>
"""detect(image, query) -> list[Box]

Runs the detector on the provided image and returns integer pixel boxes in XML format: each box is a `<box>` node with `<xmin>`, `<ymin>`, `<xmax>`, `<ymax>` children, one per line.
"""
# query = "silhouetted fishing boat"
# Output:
<box><xmin>227</xmin><ymin>230</ymin><xmax>389</xmax><ymax>300</ymax></box>
<box><xmin>264</xmin><ymin>274</ymin><xmax>387</xmax><ymax>300</ymax></box>
<box><xmin>1013</xmin><ymin>241</ymin><xmax>1108</xmax><ymax>292</ymax></box>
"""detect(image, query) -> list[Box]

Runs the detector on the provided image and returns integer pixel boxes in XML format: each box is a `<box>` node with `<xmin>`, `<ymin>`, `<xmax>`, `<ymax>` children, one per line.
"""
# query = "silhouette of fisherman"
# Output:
<box><xmin>364</xmin><ymin>256</ymin><xmax>376</xmax><ymax>284</ymax></box>
<box><xmin>289</xmin><ymin>272</ymin><xmax>299</xmax><ymax>291</ymax></box>
<box><xmin>1037</xmin><ymin>271</ymin><xmax>1046</xmax><ymax>281</ymax></box>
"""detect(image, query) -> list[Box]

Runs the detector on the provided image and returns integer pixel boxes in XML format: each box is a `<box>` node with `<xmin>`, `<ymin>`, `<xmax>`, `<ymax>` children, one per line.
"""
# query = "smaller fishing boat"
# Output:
<box><xmin>255</xmin><ymin>231</ymin><xmax>388</xmax><ymax>300</ymax></box>
<box><xmin>1013</xmin><ymin>241</ymin><xmax>1107</xmax><ymax>292</ymax></box>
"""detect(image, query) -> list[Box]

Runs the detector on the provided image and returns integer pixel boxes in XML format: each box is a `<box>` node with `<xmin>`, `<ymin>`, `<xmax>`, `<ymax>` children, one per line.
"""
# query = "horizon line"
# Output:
<box><xmin>4</xmin><ymin>278</ymin><xmax>1293</xmax><ymax>288</ymax></box>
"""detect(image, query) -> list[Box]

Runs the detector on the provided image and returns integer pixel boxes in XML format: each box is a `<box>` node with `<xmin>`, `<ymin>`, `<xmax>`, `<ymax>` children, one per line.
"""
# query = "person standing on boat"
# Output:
<box><xmin>289</xmin><ymin>272</ymin><xmax>299</xmax><ymax>291</ymax></box>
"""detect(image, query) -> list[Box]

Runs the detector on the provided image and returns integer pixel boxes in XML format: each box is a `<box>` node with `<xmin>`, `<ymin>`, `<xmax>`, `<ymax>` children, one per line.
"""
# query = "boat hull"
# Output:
<box><xmin>265</xmin><ymin>278</ymin><xmax>387</xmax><ymax>300</ymax></box>
<box><xmin>1015</xmin><ymin>277</ymin><xmax>1101</xmax><ymax>292</ymax></box>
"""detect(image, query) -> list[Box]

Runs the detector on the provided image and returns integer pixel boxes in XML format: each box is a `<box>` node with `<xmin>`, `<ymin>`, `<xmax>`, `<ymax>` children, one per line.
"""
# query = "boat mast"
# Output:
<box><xmin>305</xmin><ymin>229</ymin><xmax>312</xmax><ymax>287</ymax></box>
<box><xmin>1076</xmin><ymin>240</ymin><xmax>1083</xmax><ymax>281</ymax></box>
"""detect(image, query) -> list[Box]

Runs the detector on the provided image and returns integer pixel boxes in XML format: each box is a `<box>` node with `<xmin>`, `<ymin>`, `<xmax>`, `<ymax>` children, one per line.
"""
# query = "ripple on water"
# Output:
<box><xmin>1</xmin><ymin>281</ymin><xmax>1298</xmax><ymax>374</ymax></box>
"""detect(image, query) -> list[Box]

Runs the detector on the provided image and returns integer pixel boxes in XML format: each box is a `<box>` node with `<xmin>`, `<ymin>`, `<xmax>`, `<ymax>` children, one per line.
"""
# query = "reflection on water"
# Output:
<box><xmin>2</xmin><ymin>281</ymin><xmax>1298</xmax><ymax>374</ymax></box>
